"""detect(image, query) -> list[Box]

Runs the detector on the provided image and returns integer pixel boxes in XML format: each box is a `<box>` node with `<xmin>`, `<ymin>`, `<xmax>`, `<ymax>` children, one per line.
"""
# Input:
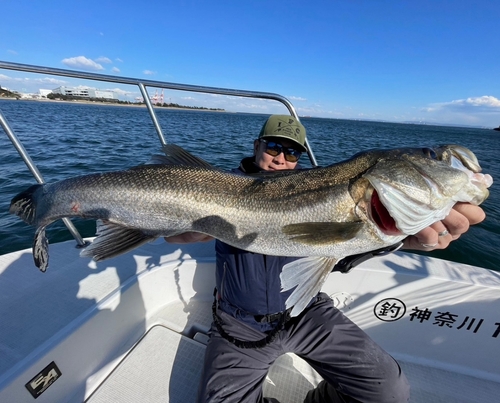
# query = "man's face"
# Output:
<box><xmin>254</xmin><ymin>139</ymin><xmax>300</xmax><ymax>171</ymax></box>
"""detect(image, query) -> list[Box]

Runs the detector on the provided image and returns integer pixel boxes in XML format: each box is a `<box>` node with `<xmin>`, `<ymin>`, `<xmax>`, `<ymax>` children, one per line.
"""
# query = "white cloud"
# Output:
<box><xmin>288</xmin><ymin>95</ymin><xmax>307</xmax><ymax>101</ymax></box>
<box><xmin>115</xmin><ymin>58</ymin><xmax>123</xmax><ymax>63</ymax></box>
<box><xmin>62</xmin><ymin>56</ymin><xmax>104</xmax><ymax>71</ymax></box>
<box><xmin>106</xmin><ymin>87</ymin><xmax>133</xmax><ymax>96</ymax></box>
<box><xmin>422</xmin><ymin>95</ymin><xmax>500</xmax><ymax>127</ymax></box>
<box><xmin>111</xmin><ymin>67</ymin><xmax>120</xmax><ymax>73</ymax></box>
<box><xmin>34</xmin><ymin>77</ymin><xmax>66</xmax><ymax>85</ymax></box>
<box><xmin>95</xmin><ymin>56</ymin><xmax>112</xmax><ymax>64</ymax></box>
<box><xmin>296</xmin><ymin>106</ymin><xmax>345</xmax><ymax>118</ymax></box>
<box><xmin>465</xmin><ymin>96</ymin><xmax>500</xmax><ymax>108</ymax></box>
<box><xmin>7</xmin><ymin>49</ymin><xmax>18</xmax><ymax>55</ymax></box>
<box><xmin>143</xmin><ymin>70</ymin><xmax>156</xmax><ymax>75</ymax></box>
<box><xmin>425</xmin><ymin>96</ymin><xmax>500</xmax><ymax>112</ymax></box>
<box><xmin>0</xmin><ymin>73</ymin><xmax>66</xmax><ymax>89</ymax></box>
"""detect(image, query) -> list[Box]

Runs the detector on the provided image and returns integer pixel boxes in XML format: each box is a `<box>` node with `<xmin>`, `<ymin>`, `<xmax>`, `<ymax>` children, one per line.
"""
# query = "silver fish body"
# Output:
<box><xmin>10</xmin><ymin>144</ymin><xmax>492</xmax><ymax>315</ymax></box>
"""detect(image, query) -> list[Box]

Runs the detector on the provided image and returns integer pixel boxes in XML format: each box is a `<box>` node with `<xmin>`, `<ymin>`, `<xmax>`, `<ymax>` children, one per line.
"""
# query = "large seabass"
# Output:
<box><xmin>10</xmin><ymin>144</ymin><xmax>492</xmax><ymax>315</ymax></box>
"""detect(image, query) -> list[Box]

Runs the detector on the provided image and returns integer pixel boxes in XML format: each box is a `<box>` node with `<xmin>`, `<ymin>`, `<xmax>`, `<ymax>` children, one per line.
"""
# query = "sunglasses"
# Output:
<box><xmin>260</xmin><ymin>139</ymin><xmax>302</xmax><ymax>162</ymax></box>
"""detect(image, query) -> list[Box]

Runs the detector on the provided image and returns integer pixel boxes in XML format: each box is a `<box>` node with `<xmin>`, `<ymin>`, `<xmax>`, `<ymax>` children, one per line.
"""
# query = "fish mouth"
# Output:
<box><xmin>365</xmin><ymin>145</ymin><xmax>492</xmax><ymax>236</ymax></box>
<box><xmin>370</xmin><ymin>189</ymin><xmax>402</xmax><ymax>236</ymax></box>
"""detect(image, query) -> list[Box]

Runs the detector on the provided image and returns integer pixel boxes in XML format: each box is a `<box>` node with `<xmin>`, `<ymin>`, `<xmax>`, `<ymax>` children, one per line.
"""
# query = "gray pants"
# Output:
<box><xmin>198</xmin><ymin>294</ymin><xmax>410</xmax><ymax>403</ymax></box>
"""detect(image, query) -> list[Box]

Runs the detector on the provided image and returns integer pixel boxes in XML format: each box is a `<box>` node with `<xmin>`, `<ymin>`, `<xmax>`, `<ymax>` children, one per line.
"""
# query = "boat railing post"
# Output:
<box><xmin>281</xmin><ymin>101</ymin><xmax>318</xmax><ymax>167</ymax></box>
<box><xmin>138</xmin><ymin>83</ymin><xmax>167</xmax><ymax>146</ymax></box>
<box><xmin>0</xmin><ymin>110</ymin><xmax>87</xmax><ymax>248</ymax></box>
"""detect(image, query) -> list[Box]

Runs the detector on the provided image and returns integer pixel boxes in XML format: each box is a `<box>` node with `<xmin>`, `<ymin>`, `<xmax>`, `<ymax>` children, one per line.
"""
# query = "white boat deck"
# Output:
<box><xmin>86</xmin><ymin>302</ymin><xmax>500</xmax><ymax>403</ymax></box>
<box><xmin>1</xmin><ymin>239</ymin><xmax>500</xmax><ymax>402</ymax></box>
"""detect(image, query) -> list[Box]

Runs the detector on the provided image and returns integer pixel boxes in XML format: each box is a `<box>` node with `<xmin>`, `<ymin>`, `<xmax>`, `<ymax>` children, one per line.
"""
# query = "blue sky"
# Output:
<box><xmin>1</xmin><ymin>1</ymin><xmax>499</xmax><ymax>127</ymax></box>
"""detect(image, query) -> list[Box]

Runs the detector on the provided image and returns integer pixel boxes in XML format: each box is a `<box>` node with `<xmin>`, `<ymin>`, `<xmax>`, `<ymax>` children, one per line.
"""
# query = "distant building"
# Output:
<box><xmin>51</xmin><ymin>86</ymin><xmax>115</xmax><ymax>99</ymax></box>
<box><xmin>19</xmin><ymin>93</ymin><xmax>36</xmax><ymax>99</ymax></box>
<box><xmin>17</xmin><ymin>89</ymin><xmax>52</xmax><ymax>99</ymax></box>
<box><xmin>39</xmin><ymin>89</ymin><xmax>53</xmax><ymax>98</ymax></box>
<box><xmin>52</xmin><ymin>86</ymin><xmax>90</xmax><ymax>97</ymax></box>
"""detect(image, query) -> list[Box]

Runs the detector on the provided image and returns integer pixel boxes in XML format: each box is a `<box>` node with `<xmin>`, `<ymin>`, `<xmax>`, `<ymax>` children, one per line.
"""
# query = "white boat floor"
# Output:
<box><xmin>400</xmin><ymin>360</ymin><xmax>499</xmax><ymax>403</ymax></box>
<box><xmin>86</xmin><ymin>301</ymin><xmax>500</xmax><ymax>403</ymax></box>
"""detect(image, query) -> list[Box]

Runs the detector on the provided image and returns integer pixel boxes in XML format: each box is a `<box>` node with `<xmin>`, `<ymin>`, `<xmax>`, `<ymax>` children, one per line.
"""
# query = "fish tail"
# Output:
<box><xmin>9</xmin><ymin>184</ymin><xmax>43</xmax><ymax>225</ymax></box>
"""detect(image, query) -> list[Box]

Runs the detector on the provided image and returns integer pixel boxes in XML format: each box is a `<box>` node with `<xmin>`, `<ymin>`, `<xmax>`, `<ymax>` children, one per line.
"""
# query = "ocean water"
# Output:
<box><xmin>1</xmin><ymin>100</ymin><xmax>499</xmax><ymax>271</ymax></box>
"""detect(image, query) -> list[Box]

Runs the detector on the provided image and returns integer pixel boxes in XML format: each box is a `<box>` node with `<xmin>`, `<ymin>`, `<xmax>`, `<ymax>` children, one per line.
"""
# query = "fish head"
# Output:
<box><xmin>361</xmin><ymin>145</ymin><xmax>492</xmax><ymax>236</ymax></box>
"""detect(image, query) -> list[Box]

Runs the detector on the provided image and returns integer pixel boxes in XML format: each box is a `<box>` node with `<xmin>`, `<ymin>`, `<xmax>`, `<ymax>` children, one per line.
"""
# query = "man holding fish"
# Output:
<box><xmin>166</xmin><ymin>115</ymin><xmax>487</xmax><ymax>403</ymax></box>
<box><xmin>11</xmin><ymin>114</ymin><xmax>489</xmax><ymax>402</ymax></box>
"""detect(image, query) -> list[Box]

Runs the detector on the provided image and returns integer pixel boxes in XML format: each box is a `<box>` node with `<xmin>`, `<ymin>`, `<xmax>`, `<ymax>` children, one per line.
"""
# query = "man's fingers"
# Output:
<box><xmin>452</xmin><ymin>202</ymin><xmax>486</xmax><ymax>226</ymax></box>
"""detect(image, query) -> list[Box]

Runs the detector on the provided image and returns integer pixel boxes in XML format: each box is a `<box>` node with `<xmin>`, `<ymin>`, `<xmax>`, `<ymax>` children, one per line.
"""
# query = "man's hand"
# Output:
<box><xmin>164</xmin><ymin>232</ymin><xmax>214</xmax><ymax>244</ymax></box>
<box><xmin>403</xmin><ymin>203</ymin><xmax>485</xmax><ymax>251</ymax></box>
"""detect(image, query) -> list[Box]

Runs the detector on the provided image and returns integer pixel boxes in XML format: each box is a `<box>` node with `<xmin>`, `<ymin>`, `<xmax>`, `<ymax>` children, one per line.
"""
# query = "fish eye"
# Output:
<box><xmin>422</xmin><ymin>148</ymin><xmax>438</xmax><ymax>160</ymax></box>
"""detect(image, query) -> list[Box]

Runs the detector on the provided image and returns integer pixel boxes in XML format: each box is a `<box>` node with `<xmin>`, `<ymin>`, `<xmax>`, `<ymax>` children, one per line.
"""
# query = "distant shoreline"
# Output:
<box><xmin>0</xmin><ymin>98</ymin><xmax>494</xmax><ymax>129</ymax></box>
<box><xmin>0</xmin><ymin>97</ymin><xmax>228</xmax><ymax>112</ymax></box>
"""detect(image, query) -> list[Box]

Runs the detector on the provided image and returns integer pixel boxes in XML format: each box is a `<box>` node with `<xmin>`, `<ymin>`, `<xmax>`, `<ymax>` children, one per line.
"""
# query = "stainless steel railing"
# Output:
<box><xmin>0</xmin><ymin>60</ymin><xmax>318</xmax><ymax>245</ymax></box>
<box><xmin>0</xmin><ymin>111</ymin><xmax>87</xmax><ymax>247</ymax></box>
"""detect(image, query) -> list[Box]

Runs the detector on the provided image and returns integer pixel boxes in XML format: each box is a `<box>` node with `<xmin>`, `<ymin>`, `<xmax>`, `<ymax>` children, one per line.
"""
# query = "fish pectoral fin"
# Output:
<box><xmin>80</xmin><ymin>220</ymin><xmax>157</xmax><ymax>262</ymax></box>
<box><xmin>280</xmin><ymin>257</ymin><xmax>338</xmax><ymax>317</ymax></box>
<box><xmin>282</xmin><ymin>222</ymin><xmax>364</xmax><ymax>245</ymax></box>
<box><xmin>33</xmin><ymin>226</ymin><xmax>49</xmax><ymax>272</ymax></box>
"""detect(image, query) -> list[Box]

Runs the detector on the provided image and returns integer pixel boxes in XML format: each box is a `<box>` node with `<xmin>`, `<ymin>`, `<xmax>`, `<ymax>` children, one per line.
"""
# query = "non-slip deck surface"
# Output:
<box><xmin>87</xmin><ymin>323</ymin><xmax>500</xmax><ymax>403</ymax></box>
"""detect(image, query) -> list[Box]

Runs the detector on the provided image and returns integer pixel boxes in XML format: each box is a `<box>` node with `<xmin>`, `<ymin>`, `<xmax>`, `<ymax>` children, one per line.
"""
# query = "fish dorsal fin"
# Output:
<box><xmin>282</xmin><ymin>222</ymin><xmax>364</xmax><ymax>246</ymax></box>
<box><xmin>148</xmin><ymin>144</ymin><xmax>216</xmax><ymax>169</ymax></box>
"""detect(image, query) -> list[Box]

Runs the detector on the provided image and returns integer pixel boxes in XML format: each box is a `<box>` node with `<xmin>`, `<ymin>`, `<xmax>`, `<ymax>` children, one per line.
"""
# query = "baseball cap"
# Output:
<box><xmin>258</xmin><ymin>115</ymin><xmax>307</xmax><ymax>152</ymax></box>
